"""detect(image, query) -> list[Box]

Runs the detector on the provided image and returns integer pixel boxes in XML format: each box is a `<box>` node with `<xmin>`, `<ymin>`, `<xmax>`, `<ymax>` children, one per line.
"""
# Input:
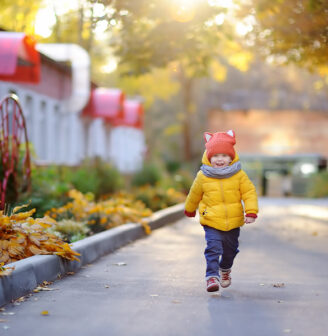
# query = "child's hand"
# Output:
<box><xmin>245</xmin><ymin>217</ymin><xmax>255</xmax><ymax>224</ymax></box>
<box><xmin>184</xmin><ymin>210</ymin><xmax>196</xmax><ymax>217</ymax></box>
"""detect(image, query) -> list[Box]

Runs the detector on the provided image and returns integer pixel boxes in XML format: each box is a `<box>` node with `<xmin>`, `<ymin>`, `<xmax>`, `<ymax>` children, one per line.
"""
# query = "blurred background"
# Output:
<box><xmin>1</xmin><ymin>0</ymin><xmax>328</xmax><ymax>209</ymax></box>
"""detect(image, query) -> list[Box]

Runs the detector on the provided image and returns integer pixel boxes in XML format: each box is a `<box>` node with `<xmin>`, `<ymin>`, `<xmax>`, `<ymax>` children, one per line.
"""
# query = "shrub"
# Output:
<box><xmin>67</xmin><ymin>159</ymin><xmax>124</xmax><ymax>198</ymax></box>
<box><xmin>307</xmin><ymin>171</ymin><xmax>328</xmax><ymax>197</ymax></box>
<box><xmin>17</xmin><ymin>165</ymin><xmax>71</xmax><ymax>217</ymax></box>
<box><xmin>133</xmin><ymin>185</ymin><xmax>186</xmax><ymax>211</ymax></box>
<box><xmin>67</xmin><ymin>165</ymin><xmax>100</xmax><ymax>195</ymax></box>
<box><xmin>46</xmin><ymin>189</ymin><xmax>153</xmax><ymax>236</ymax></box>
<box><xmin>131</xmin><ymin>163</ymin><xmax>162</xmax><ymax>187</ymax></box>
<box><xmin>47</xmin><ymin>219</ymin><xmax>90</xmax><ymax>243</ymax></box>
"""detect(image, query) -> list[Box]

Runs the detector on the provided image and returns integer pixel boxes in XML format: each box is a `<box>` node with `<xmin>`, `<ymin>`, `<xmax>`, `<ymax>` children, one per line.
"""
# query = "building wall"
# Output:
<box><xmin>208</xmin><ymin>109</ymin><xmax>328</xmax><ymax>157</ymax></box>
<box><xmin>20</xmin><ymin>56</ymin><xmax>72</xmax><ymax>100</ymax></box>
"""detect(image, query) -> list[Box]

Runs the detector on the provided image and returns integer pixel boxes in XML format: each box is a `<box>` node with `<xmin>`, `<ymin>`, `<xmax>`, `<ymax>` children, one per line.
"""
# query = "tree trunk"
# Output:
<box><xmin>78</xmin><ymin>2</ymin><xmax>85</xmax><ymax>47</ymax></box>
<box><xmin>178</xmin><ymin>64</ymin><xmax>193</xmax><ymax>161</ymax></box>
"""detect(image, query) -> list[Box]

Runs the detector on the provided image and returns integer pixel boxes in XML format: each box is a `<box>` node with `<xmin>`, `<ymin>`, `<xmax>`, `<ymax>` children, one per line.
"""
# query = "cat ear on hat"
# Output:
<box><xmin>226</xmin><ymin>130</ymin><xmax>235</xmax><ymax>138</ymax></box>
<box><xmin>204</xmin><ymin>132</ymin><xmax>213</xmax><ymax>143</ymax></box>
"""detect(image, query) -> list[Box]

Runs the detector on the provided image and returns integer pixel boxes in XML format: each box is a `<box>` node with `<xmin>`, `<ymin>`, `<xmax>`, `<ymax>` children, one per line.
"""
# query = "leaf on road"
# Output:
<box><xmin>273</xmin><ymin>283</ymin><xmax>285</xmax><ymax>288</ymax></box>
<box><xmin>0</xmin><ymin>319</ymin><xmax>7</xmax><ymax>323</ymax></box>
<box><xmin>41</xmin><ymin>311</ymin><xmax>49</xmax><ymax>316</ymax></box>
<box><xmin>34</xmin><ymin>286</ymin><xmax>57</xmax><ymax>292</ymax></box>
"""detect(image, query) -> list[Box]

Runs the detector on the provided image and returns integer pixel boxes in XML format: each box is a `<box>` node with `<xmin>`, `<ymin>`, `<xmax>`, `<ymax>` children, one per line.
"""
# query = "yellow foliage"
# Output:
<box><xmin>163</xmin><ymin>124</ymin><xmax>182</xmax><ymax>137</ymax></box>
<box><xmin>227</xmin><ymin>52</ymin><xmax>253</xmax><ymax>72</ymax></box>
<box><xmin>0</xmin><ymin>205</ymin><xmax>80</xmax><ymax>276</ymax></box>
<box><xmin>0</xmin><ymin>0</ymin><xmax>43</xmax><ymax>35</ymax></box>
<box><xmin>210</xmin><ymin>59</ymin><xmax>227</xmax><ymax>82</ymax></box>
<box><xmin>219</xmin><ymin>40</ymin><xmax>254</xmax><ymax>72</ymax></box>
<box><xmin>46</xmin><ymin>189</ymin><xmax>153</xmax><ymax>234</ymax></box>
<box><xmin>0</xmin><ymin>262</ymin><xmax>14</xmax><ymax>277</ymax></box>
<box><xmin>117</xmin><ymin>67</ymin><xmax>180</xmax><ymax>108</ymax></box>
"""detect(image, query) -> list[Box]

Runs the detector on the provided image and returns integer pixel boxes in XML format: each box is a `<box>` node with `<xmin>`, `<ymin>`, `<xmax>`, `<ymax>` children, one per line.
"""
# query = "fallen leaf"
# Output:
<box><xmin>67</xmin><ymin>272</ymin><xmax>75</xmax><ymax>275</ymax></box>
<box><xmin>41</xmin><ymin>311</ymin><xmax>49</xmax><ymax>316</ymax></box>
<box><xmin>171</xmin><ymin>300</ymin><xmax>181</xmax><ymax>304</ymax></box>
<box><xmin>312</xmin><ymin>231</ymin><xmax>318</xmax><ymax>236</ymax></box>
<box><xmin>104</xmin><ymin>285</ymin><xmax>110</xmax><ymax>288</ymax></box>
<box><xmin>273</xmin><ymin>283</ymin><xmax>285</xmax><ymax>288</ymax></box>
<box><xmin>34</xmin><ymin>286</ymin><xmax>57</xmax><ymax>292</ymax></box>
<box><xmin>0</xmin><ymin>319</ymin><xmax>7</xmax><ymax>323</ymax></box>
<box><xmin>15</xmin><ymin>296</ymin><xmax>26</xmax><ymax>303</ymax></box>
<box><xmin>210</xmin><ymin>293</ymin><xmax>220</xmax><ymax>297</ymax></box>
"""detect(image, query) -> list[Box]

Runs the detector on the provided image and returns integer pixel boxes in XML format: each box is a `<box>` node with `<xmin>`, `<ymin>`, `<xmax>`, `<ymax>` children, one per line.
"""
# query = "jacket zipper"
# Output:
<box><xmin>219</xmin><ymin>180</ymin><xmax>228</xmax><ymax>230</ymax></box>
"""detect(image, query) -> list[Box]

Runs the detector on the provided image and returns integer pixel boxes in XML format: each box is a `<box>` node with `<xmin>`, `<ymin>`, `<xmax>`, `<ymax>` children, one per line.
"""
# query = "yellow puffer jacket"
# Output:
<box><xmin>185</xmin><ymin>152</ymin><xmax>258</xmax><ymax>231</ymax></box>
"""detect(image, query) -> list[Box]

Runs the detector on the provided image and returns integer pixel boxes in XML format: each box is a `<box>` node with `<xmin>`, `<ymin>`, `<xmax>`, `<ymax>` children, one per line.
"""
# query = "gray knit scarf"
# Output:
<box><xmin>200</xmin><ymin>161</ymin><xmax>241</xmax><ymax>179</ymax></box>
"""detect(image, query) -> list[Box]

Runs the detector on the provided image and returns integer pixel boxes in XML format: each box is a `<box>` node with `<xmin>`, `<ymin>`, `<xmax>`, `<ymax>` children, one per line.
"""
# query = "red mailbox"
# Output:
<box><xmin>0</xmin><ymin>32</ymin><xmax>40</xmax><ymax>83</ymax></box>
<box><xmin>83</xmin><ymin>88</ymin><xmax>124</xmax><ymax>121</ymax></box>
<box><xmin>118</xmin><ymin>100</ymin><xmax>144</xmax><ymax>128</ymax></box>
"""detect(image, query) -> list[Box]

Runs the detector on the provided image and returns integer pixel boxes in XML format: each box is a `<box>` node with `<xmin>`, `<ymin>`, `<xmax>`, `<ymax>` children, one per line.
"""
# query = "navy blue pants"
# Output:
<box><xmin>203</xmin><ymin>225</ymin><xmax>240</xmax><ymax>279</ymax></box>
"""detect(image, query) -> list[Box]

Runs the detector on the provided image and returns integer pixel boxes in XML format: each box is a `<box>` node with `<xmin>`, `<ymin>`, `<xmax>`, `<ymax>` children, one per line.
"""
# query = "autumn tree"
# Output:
<box><xmin>108</xmin><ymin>0</ymin><xmax>235</xmax><ymax>160</ymax></box>
<box><xmin>0</xmin><ymin>0</ymin><xmax>43</xmax><ymax>34</ymax></box>
<box><xmin>236</xmin><ymin>0</ymin><xmax>328</xmax><ymax>73</ymax></box>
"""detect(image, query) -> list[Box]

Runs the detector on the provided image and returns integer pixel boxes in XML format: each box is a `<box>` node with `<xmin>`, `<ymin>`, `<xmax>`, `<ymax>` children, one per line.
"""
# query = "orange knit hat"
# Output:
<box><xmin>204</xmin><ymin>130</ymin><xmax>236</xmax><ymax>161</ymax></box>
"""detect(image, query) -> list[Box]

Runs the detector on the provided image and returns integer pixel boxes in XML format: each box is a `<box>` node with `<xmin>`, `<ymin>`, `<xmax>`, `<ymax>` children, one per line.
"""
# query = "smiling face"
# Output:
<box><xmin>210</xmin><ymin>153</ymin><xmax>232</xmax><ymax>168</ymax></box>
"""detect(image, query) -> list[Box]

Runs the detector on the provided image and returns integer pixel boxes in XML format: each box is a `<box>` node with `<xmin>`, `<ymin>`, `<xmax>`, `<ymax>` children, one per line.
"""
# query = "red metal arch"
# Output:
<box><xmin>0</xmin><ymin>94</ymin><xmax>31</xmax><ymax>209</ymax></box>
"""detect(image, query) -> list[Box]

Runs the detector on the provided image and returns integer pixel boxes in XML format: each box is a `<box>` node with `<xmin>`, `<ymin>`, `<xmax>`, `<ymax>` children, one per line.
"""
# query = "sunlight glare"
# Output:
<box><xmin>170</xmin><ymin>0</ymin><xmax>204</xmax><ymax>22</ymax></box>
<box><xmin>235</xmin><ymin>15</ymin><xmax>255</xmax><ymax>36</ymax></box>
<box><xmin>101</xmin><ymin>58</ymin><xmax>118</xmax><ymax>73</ymax></box>
<box><xmin>35</xmin><ymin>0</ymin><xmax>80</xmax><ymax>37</ymax></box>
<box><xmin>215</xmin><ymin>13</ymin><xmax>225</xmax><ymax>25</ymax></box>
<box><xmin>208</xmin><ymin>0</ymin><xmax>235</xmax><ymax>8</ymax></box>
<box><xmin>35</xmin><ymin>7</ymin><xmax>56</xmax><ymax>38</ymax></box>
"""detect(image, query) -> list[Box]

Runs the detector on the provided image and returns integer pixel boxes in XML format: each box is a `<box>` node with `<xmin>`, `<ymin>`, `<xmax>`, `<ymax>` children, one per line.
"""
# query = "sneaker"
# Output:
<box><xmin>207</xmin><ymin>277</ymin><xmax>219</xmax><ymax>292</ymax></box>
<box><xmin>219</xmin><ymin>269</ymin><xmax>231</xmax><ymax>288</ymax></box>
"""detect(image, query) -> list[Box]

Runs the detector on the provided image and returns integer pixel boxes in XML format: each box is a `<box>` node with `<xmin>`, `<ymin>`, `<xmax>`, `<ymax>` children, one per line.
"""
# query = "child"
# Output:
<box><xmin>184</xmin><ymin>130</ymin><xmax>258</xmax><ymax>292</ymax></box>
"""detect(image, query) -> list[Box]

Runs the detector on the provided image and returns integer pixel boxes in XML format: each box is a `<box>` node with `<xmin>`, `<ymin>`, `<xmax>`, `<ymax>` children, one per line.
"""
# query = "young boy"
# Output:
<box><xmin>184</xmin><ymin>130</ymin><xmax>258</xmax><ymax>292</ymax></box>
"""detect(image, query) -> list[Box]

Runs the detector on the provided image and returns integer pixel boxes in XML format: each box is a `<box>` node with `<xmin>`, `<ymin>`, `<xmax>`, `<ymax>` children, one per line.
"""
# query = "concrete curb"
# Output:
<box><xmin>0</xmin><ymin>203</ymin><xmax>185</xmax><ymax>307</ymax></box>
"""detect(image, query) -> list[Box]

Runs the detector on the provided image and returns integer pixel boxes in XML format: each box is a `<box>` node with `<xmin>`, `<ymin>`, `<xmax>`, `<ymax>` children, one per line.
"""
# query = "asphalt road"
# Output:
<box><xmin>1</xmin><ymin>198</ymin><xmax>328</xmax><ymax>336</ymax></box>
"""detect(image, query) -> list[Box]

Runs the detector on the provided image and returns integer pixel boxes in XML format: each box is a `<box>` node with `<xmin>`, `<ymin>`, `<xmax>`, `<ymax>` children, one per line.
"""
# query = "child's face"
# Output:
<box><xmin>210</xmin><ymin>153</ymin><xmax>232</xmax><ymax>168</ymax></box>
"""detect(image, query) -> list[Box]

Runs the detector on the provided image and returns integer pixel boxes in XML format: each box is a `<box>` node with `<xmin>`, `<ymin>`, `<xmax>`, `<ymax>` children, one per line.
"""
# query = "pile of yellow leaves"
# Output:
<box><xmin>46</xmin><ymin>190</ymin><xmax>153</xmax><ymax>235</ymax></box>
<box><xmin>0</xmin><ymin>204</ymin><xmax>80</xmax><ymax>276</ymax></box>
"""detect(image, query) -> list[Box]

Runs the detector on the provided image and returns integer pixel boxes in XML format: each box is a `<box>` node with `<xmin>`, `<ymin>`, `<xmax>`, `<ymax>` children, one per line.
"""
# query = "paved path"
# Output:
<box><xmin>1</xmin><ymin>198</ymin><xmax>328</xmax><ymax>336</ymax></box>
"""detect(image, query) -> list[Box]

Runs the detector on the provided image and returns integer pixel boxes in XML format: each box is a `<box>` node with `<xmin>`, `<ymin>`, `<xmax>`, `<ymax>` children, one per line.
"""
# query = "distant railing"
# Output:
<box><xmin>0</xmin><ymin>94</ymin><xmax>31</xmax><ymax>210</ymax></box>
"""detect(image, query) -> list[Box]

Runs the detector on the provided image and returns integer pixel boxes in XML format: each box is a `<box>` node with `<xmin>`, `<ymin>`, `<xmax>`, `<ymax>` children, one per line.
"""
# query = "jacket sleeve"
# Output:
<box><xmin>184</xmin><ymin>171</ymin><xmax>204</xmax><ymax>213</ymax></box>
<box><xmin>240</xmin><ymin>171</ymin><xmax>259</xmax><ymax>215</ymax></box>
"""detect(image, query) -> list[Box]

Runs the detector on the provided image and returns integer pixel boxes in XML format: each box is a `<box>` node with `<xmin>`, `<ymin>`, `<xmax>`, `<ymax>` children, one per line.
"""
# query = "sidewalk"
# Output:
<box><xmin>1</xmin><ymin>198</ymin><xmax>328</xmax><ymax>335</ymax></box>
<box><xmin>0</xmin><ymin>203</ymin><xmax>185</xmax><ymax>307</ymax></box>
